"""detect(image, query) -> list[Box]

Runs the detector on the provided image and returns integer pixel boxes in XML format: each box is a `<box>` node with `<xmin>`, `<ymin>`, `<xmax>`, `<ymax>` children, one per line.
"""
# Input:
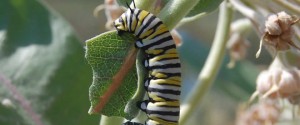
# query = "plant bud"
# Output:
<box><xmin>256</xmin><ymin>70</ymin><xmax>273</xmax><ymax>97</ymax></box>
<box><xmin>256</xmin><ymin>68</ymin><xmax>300</xmax><ymax>99</ymax></box>
<box><xmin>94</xmin><ymin>0</ymin><xmax>125</xmax><ymax>30</ymax></box>
<box><xmin>236</xmin><ymin>101</ymin><xmax>281</xmax><ymax>125</ymax></box>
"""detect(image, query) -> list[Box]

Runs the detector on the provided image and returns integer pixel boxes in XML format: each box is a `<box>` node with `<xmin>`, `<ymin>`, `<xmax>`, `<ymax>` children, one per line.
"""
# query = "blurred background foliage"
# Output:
<box><xmin>0</xmin><ymin>0</ymin><xmax>274</xmax><ymax>125</ymax></box>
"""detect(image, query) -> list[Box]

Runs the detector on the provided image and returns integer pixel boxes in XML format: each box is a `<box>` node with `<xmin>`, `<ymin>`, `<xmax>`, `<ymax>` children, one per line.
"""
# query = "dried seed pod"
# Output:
<box><xmin>227</xmin><ymin>19</ymin><xmax>252</xmax><ymax>68</ymax></box>
<box><xmin>256</xmin><ymin>11</ymin><xmax>299</xmax><ymax>58</ymax></box>
<box><xmin>277</xmin><ymin>12</ymin><xmax>298</xmax><ymax>32</ymax></box>
<box><xmin>227</xmin><ymin>33</ymin><xmax>250</xmax><ymax>68</ymax></box>
<box><xmin>265</xmin><ymin>14</ymin><xmax>282</xmax><ymax>35</ymax></box>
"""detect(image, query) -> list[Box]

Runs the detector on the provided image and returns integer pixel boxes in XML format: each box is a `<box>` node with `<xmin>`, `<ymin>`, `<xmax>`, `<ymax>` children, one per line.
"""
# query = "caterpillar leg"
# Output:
<box><xmin>123</xmin><ymin>121</ymin><xmax>144</xmax><ymax>125</ymax></box>
<box><xmin>137</xmin><ymin>100</ymin><xmax>179</xmax><ymax>125</ymax></box>
<box><xmin>137</xmin><ymin>100</ymin><xmax>149</xmax><ymax>112</ymax></box>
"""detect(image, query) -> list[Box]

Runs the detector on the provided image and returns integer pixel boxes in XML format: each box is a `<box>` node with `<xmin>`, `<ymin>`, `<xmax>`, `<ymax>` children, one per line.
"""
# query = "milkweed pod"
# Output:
<box><xmin>265</xmin><ymin>14</ymin><xmax>282</xmax><ymax>35</ymax></box>
<box><xmin>256</xmin><ymin>11</ymin><xmax>300</xmax><ymax>58</ymax></box>
<box><xmin>226</xmin><ymin>33</ymin><xmax>250</xmax><ymax>68</ymax></box>
<box><xmin>277</xmin><ymin>11</ymin><xmax>298</xmax><ymax>32</ymax></box>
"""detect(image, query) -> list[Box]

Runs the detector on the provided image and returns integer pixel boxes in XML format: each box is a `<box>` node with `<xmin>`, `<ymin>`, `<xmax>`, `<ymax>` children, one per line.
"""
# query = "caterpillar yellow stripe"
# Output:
<box><xmin>114</xmin><ymin>1</ymin><xmax>181</xmax><ymax>125</ymax></box>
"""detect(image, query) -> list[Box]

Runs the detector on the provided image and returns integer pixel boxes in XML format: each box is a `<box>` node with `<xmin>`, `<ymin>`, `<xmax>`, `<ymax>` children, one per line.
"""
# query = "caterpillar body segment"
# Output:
<box><xmin>114</xmin><ymin>2</ymin><xmax>181</xmax><ymax>125</ymax></box>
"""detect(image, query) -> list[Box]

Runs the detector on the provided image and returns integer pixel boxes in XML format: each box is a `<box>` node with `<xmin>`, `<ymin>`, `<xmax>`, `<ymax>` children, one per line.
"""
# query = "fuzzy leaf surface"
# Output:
<box><xmin>86</xmin><ymin>31</ymin><xmax>140</xmax><ymax>119</ymax></box>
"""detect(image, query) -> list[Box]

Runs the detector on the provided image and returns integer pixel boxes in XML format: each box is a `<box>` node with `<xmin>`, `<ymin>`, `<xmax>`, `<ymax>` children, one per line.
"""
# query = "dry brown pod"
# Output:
<box><xmin>256</xmin><ymin>11</ymin><xmax>299</xmax><ymax>58</ymax></box>
<box><xmin>227</xmin><ymin>33</ymin><xmax>250</xmax><ymax>68</ymax></box>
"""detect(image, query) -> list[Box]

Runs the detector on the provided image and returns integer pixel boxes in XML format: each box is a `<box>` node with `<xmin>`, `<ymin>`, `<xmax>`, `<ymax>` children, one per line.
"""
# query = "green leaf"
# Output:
<box><xmin>0</xmin><ymin>104</ymin><xmax>27</xmax><ymax>125</ymax></box>
<box><xmin>116</xmin><ymin>0</ymin><xmax>132</xmax><ymax>7</ymax></box>
<box><xmin>85</xmin><ymin>31</ymin><xmax>142</xmax><ymax>119</ymax></box>
<box><xmin>0</xmin><ymin>0</ymin><xmax>99</xmax><ymax>124</ymax></box>
<box><xmin>186</xmin><ymin>0</ymin><xmax>223</xmax><ymax>17</ymax></box>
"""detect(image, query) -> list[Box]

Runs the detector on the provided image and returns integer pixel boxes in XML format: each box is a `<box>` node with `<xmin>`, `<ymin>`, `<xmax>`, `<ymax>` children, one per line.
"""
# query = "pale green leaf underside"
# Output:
<box><xmin>116</xmin><ymin>0</ymin><xmax>222</xmax><ymax>17</ymax></box>
<box><xmin>186</xmin><ymin>0</ymin><xmax>223</xmax><ymax>17</ymax></box>
<box><xmin>85</xmin><ymin>31</ymin><xmax>140</xmax><ymax>119</ymax></box>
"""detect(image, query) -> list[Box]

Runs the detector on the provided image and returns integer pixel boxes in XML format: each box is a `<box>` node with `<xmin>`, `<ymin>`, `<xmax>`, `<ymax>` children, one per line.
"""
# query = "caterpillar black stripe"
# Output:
<box><xmin>114</xmin><ymin>1</ymin><xmax>181</xmax><ymax>125</ymax></box>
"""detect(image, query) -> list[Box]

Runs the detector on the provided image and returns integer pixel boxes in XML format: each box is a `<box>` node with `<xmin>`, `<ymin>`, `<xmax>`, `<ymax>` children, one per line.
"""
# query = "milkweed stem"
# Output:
<box><xmin>158</xmin><ymin>0</ymin><xmax>200</xmax><ymax>29</ymax></box>
<box><xmin>179</xmin><ymin>1</ymin><xmax>233</xmax><ymax>125</ymax></box>
<box><xmin>273</xmin><ymin>0</ymin><xmax>300</xmax><ymax>15</ymax></box>
<box><xmin>135</xmin><ymin>0</ymin><xmax>152</xmax><ymax>11</ymax></box>
<box><xmin>99</xmin><ymin>115</ymin><xmax>124</xmax><ymax>125</ymax></box>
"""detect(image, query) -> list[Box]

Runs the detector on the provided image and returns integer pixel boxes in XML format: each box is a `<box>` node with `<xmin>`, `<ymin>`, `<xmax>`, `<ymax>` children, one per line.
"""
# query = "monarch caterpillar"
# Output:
<box><xmin>114</xmin><ymin>1</ymin><xmax>181</xmax><ymax>125</ymax></box>
<box><xmin>123</xmin><ymin>121</ymin><xmax>143</xmax><ymax>125</ymax></box>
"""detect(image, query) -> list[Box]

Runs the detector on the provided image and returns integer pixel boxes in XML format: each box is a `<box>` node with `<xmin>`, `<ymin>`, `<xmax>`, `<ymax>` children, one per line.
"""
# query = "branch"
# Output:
<box><xmin>99</xmin><ymin>115</ymin><xmax>124</xmax><ymax>125</ymax></box>
<box><xmin>158</xmin><ymin>0</ymin><xmax>200</xmax><ymax>29</ymax></box>
<box><xmin>179</xmin><ymin>1</ymin><xmax>233</xmax><ymax>124</ymax></box>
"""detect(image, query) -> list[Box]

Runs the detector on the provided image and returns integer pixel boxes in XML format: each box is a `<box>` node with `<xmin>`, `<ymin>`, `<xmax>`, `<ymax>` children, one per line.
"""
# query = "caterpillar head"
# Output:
<box><xmin>114</xmin><ymin>1</ymin><xmax>137</xmax><ymax>35</ymax></box>
<box><xmin>114</xmin><ymin>15</ymin><xmax>127</xmax><ymax>35</ymax></box>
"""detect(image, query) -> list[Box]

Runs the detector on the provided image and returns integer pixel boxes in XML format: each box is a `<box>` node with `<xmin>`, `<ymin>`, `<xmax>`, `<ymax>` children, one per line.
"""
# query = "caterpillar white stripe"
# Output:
<box><xmin>114</xmin><ymin>1</ymin><xmax>181</xmax><ymax>125</ymax></box>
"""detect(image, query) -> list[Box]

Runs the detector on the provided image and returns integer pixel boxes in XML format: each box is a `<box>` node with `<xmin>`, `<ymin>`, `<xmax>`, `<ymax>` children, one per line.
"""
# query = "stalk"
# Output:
<box><xmin>179</xmin><ymin>1</ymin><xmax>233</xmax><ymax>124</ymax></box>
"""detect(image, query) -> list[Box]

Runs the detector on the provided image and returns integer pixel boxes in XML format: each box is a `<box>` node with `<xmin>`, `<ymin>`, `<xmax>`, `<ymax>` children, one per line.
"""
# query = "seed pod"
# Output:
<box><xmin>227</xmin><ymin>33</ymin><xmax>250</xmax><ymax>68</ymax></box>
<box><xmin>256</xmin><ymin>11</ymin><xmax>299</xmax><ymax>58</ymax></box>
<box><xmin>265</xmin><ymin>14</ymin><xmax>282</xmax><ymax>35</ymax></box>
<box><xmin>227</xmin><ymin>19</ymin><xmax>252</xmax><ymax>67</ymax></box>
<box><xmin>277</xmin><ymin>11</ymin><xmax>296</xmax><ymax>32</ymax></box>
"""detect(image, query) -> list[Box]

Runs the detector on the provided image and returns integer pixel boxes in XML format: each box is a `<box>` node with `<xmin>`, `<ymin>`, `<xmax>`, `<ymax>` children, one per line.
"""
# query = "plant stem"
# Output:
<box><xmin>158</xmin><ymin>0</ymin><xmax>200</xmax><ymax>29</ymax></box>
<box><xmin>135</xmin><ymin>0</ymin><xmax>152</xmax><ymax>11</ymax></box>
<box><xmin>179</xmin><ymin>1</ymin><xmax>233</xmax><ymax>125</ymax></box>
<box><xmin>229</xmin><ymin>0</ymin><xmax>263</xmax><ymax>33</ymax></box>
<box><xmin>294</xmin><ymin>26</ymin><xmax>300</xmax><ymax>42</ymax></box>
<box><xmin>273</xmin><ymin>0</ymin><xmax>300</xmax><ymax>15</ymax></box>
<box><xmin>177</xmin><ymin>13</ymin><xmax>207</xmax><ymax>27</ymax></box>
<box><xmin>270</xmin><ymin>52</ymin><xmax>291</xmax><ymax>69</ymax></box>
<box><xmin>99</xmin><ymin>115</ymin><xmax>124</xmax><ymax>125</ymax></box>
